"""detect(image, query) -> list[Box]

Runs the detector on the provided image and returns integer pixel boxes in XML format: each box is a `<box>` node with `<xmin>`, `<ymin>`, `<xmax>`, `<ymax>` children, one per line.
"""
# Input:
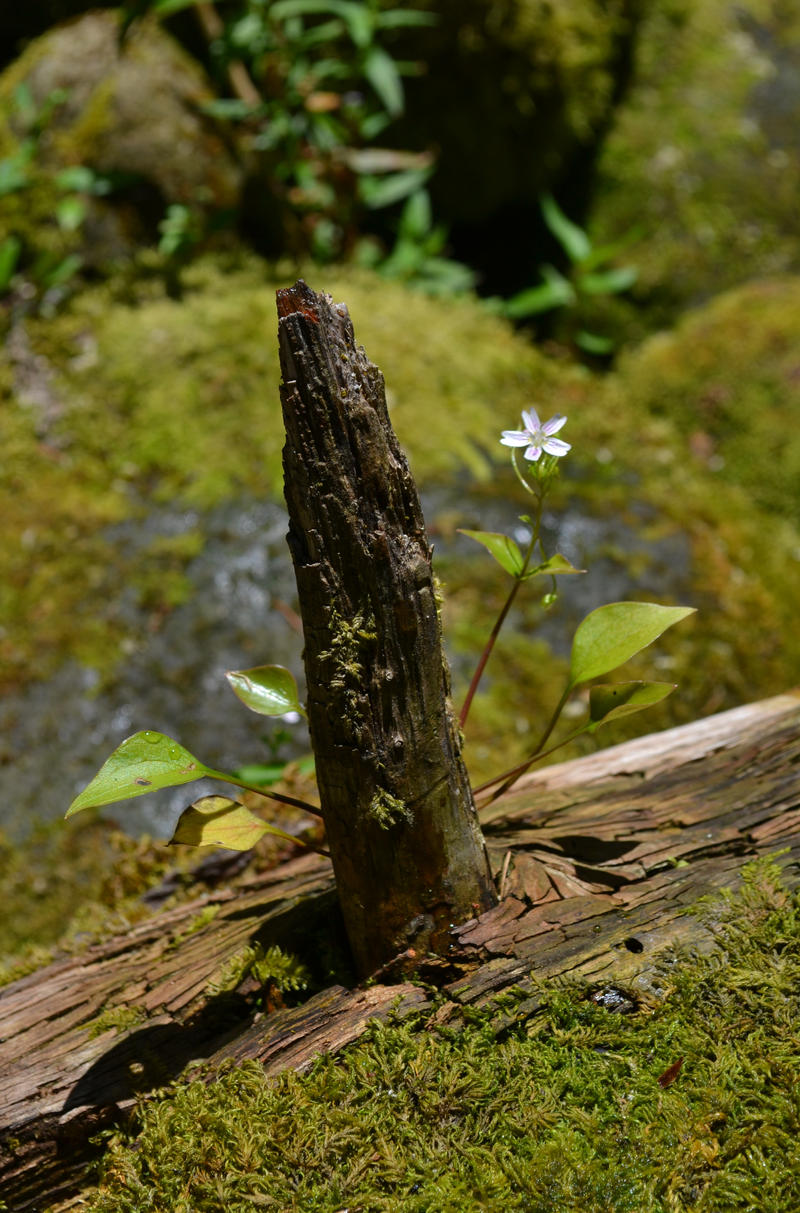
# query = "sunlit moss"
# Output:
<box><xmin>83</xmin><ymin>857</ymin><xmax>800</xmax><ymax>1213</ymax></box>
<box><xmin>591</xmin><ymin>0</ymin><xmax>800</xmax><ymax>335</ymax></box>
<box><xmin>0</xmin><ymin>819</ymin><xmax>199</xmax><ymax>984</ymax></box>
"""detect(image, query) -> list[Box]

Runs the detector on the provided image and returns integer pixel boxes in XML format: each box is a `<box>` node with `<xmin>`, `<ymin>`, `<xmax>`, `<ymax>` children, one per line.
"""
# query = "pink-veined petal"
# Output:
<box><xmin>542</xmin><ymin>414</ymin><xmax>567</xmax><ymax>436</ymax></box>
<box><xmin>500</xmin><ymin>430</ymin><xmax>532</xmax><ymax>447</ymax></box>
<box><xmin>524</xmin><ymin>444</ymin><xmax>543</xmax><ymax>461</ymax></box>
<box><xmin>542</xmin><ymin>437</ymin><xmax>571</xmax><ymax>456</ymax></box>
<box><xmin>522</xmin><ymin>408</ymin><xmax>541</xmax><ymax>433</ymax></box>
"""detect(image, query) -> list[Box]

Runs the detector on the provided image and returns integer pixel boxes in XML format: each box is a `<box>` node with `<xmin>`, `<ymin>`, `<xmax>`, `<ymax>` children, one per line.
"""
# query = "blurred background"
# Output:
<box><xmin>2</xmin><ymin>0</ymin><xmax>799</xmax><ymax>970</ymax></box>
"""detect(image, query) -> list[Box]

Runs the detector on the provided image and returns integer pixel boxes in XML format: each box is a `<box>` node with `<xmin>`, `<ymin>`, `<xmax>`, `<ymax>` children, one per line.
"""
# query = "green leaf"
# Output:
<box><xmin>363</xmin><ymin>46</ymin><xmax>404</xmax><ymax>115</ymax></box>
<box><xmin>0</xmin><ymin>236</ymin><xmax>21</xmax><ymax>291</ymax></box>
<box><xmin>358</xmin><ymin>167</ymin><xmax>431</xmax><ymax>209</ymax></box>
<box><xmin>504</xmin><ymin>269</ymin><xmax>574</xmax><ymax>318</ymax></box>
<box><xmin>226</xmin><ymin>665</ymin><xmax>304</xmax><ymax>717</ymax></box>
<box><xmin>458</xmin><ymin>530</ymin><xmax>524</xmax><ymax>577</ymax></box>
<box><xmin>376</xmin><ymin>10</ymin><xmax>438</xmax><ymax>29</ymax></box>
<box><xmin>580</xmin><ymin>266</ymin><xmax>638</xmax><ymax>296</ymax></box>
<box><xmin>575</xmin><ymin>330</ymin><xmax>615</xmax><ymax>355</ymax></box>
<box><xmin>41</xmin><ymin>253</ymin><xmax>82</xmax><ymax>288</ymax></box>
<box><xmin>569</xmin><ymin>602</ymin><xmax>695</xmax><ymax>688</ymax></box>
<box><xmin>540</xmin><ymin>194</ymin><xmax>591</xmax><ymax>263</ymax></box>
<box><xmin>55</xmin><ymin>196</ymin><xmax>86</xmax><ymax>232</ymax></box>
<box><xmin>587</xmin><ymin>681</ymin><xmax>676</xmax><ymax>731</ymax></box>
<box><xmin>170</xmin><ymin>796</ymin><xmax>298</xmax><ymax>850</ymax></box>
<box><xmin>66</xmin><ymin>731</ymin><xmax>211</xmax><ymax>817</ymax></box>
<box><xmin>0</xmin><ymin>148</ymin><xmax>33</xmax><ymax>197</ymax></box>
<box><xmin>151</xmin><ymin>0</ymin><xmax>204</xmax><ymax>14</ymax></box>
<box><xmin>398</xmin><ymin>189</ymin><xmax>432</xmax><ymax>240</ymax></box>
<box><xmin>55</xmin><ymin>165</ymin><xmax>97</xmax><ymax>193</ymax></box>
<box><xmin>524</xmin><ymin>553</ymin><xmax>585</xmax><ymax>580</ymax></box>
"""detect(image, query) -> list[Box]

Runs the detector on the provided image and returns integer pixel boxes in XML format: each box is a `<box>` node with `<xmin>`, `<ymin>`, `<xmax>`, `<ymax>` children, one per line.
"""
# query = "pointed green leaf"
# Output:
<box><xmin>363</xmin><ymin>46</ymin><xmax>404</xmax><ymax>115</ymax></box>
<box><xmin>576</xmin><ymin>330</ymin><xmax>615</xmax><ymax>355</ymax></box>
<box><xmin>524</xmin><ymin>553</ymin><xmax>586</xmax><ymax>580</ymax></box>
<box><xmin>66</xmin><ymin>732</ymin><xmax>211</xmax><ymax>817</ymax></box>
<box><xmin>569</xmin><ymin>602</ymin><xmax>695</xmax><ymax>688</ymax></box>
<box><xmin>0</xmin><ymin>236</ymin><xmax>21</xmax><ymax>291</ymax></box>
<box><xmin>587</xmin><ymin>681</ymin><xmax>676</xmax><ymax>731</ymax></box>
<box><xmin>458</xmin><ymin>530</ymin><xmax>525</xmax><ymax>577</ymax></box>
<box><xmin>226</xmin><ymin>665</ymin><xmax>304</xmax><ymax>717</ymax></box>
<box><xmin>580</xmin><ymin>266</ymin><xmax>638</xmax><ymax>295</ymax></box>
<box><xmin>170</xmin><ymin>796</ymin><xmax>298</xmax><ymax>850</ymax></box>
<box><xmin>540</xmin><ymin>194</ymin><xmax>592</xmax><ymax>263</ymax></box>
<box><xmin>504</xmin><ymin>267</ymin><xmax>575</xmax><ymax>318</ymax></box>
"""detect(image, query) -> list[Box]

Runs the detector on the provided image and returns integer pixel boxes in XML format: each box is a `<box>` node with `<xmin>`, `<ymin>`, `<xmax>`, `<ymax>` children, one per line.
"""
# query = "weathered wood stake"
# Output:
<box><xmin>277</xmin><ymin>281</ymin><xmax>497</xmax><ymax>975</ymax></box>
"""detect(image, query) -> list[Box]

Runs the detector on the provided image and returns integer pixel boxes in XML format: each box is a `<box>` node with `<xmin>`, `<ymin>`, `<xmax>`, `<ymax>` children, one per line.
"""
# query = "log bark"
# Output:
<box><xmin>4</xmin><ymin>692</ymin><xmax>800</xmax><ymax>1211</ymax></box>
<box><xmin>276</xmin><ymin>280</ymin><xmax>496</xmax><ymax>975</ymax></box>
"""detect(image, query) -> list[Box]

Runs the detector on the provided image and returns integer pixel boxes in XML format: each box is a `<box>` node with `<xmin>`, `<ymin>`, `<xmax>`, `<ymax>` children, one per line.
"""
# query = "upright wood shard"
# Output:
<box><xmin>277</xmin><ymin>280</ymin><xmax>497</xmax><ymax>975</ymax></box>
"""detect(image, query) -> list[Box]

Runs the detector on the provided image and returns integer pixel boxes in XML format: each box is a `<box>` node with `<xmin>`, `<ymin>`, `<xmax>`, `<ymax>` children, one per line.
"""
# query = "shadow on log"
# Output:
<box><xmin>3</xmin><ymin>692</ymin><xmax>800</xmax><ymax>1209</ymax></box>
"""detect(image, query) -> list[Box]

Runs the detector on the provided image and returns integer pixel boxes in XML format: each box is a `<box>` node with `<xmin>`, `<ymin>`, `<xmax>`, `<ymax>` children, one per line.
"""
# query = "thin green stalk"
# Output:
<box><xmin>459</xmin><ymin>495</ymin><xmax>545</xmax><ymax>730</ymax></box>
<box><xmin>473</xmin><ymin>681</ymin><xmax>573</xmax><ymax>804</ymax></box>
<box><xmin>205</xmin><ymin>769</ymin><xmax>324</xmax><ymax>818</ymax></box>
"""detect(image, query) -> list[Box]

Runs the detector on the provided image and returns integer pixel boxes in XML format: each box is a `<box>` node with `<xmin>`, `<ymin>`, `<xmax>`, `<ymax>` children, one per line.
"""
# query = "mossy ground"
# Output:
<box><xmin>0</xmin><ymin>819</ymin><xmax>196</xmax><ymax>986</ymax></box>
<box><xmin>65</xmin><ymin>856</ymin><xmax>800</xmax><ymax>1213</ymax></box>
<box><xmin>591</xmin><ymin>0</ymin><xmax>800</xmax><ymax>337</ymax></box>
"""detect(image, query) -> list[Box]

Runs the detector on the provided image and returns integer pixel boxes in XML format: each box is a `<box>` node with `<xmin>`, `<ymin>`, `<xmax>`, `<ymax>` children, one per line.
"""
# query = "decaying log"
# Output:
<box><xmin>2</xmin><ymin>690</ymin><xmax>800</xmax><ymax>1210</ymax></box>
<box><xmin>277</xmin><ymin>281</ymin><xmax>496</xmax><ymax>975</ymax></box>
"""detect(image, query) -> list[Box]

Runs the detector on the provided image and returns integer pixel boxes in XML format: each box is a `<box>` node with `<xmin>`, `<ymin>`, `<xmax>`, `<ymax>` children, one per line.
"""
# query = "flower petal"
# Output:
<box><xmin>522</xmin><ymin>408</ymin><xmax>541</xmax><ymax>433</ymax></box>
<box><xmin>542</xmin><ymin>437</ymin><xmax>571</xmax><ymax>456</ymax></box>
<box><xmin>524</xmin><ymin>444</ymin><xmax>543</xmax><ymax>461</ymax></box>
<box><xmin>542</xmin><ymin>414</ymin><xmax>567</xmax><ymax>436</ymax></box>
<box><xmin>500</xmin><ymin>430</ymin><xmax>533</xmax><ymax>447</ymax></box>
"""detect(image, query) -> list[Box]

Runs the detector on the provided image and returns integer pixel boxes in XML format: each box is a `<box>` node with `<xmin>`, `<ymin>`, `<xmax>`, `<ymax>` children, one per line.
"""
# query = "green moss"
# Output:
<box><xmin>612</xmin><ymin>276</ymin><xmax>800</xmax><ymax>519</ymax></box>
<box><xmin>207</xmin><ymin>942</ymin><xmax>310</xmax><ymax>999</ymax></box>
<box><xmin>0</xmin><ymin>819</ymin><xmax>200</xmax><ymax>984</ymax></box>
<box><xmin>591</xmin><ymin>0</ymin><xmax>800</xmax><ymax>334</ymax></box>
<box><xmin>84</xmin><ymin>1005</ymin><xmax>148</xmax><ymax>1040</ymax></box>
<box><xmin>84</xmin><ymin>857</ymin><xmax>800</xmax><ymax>1212</ymax></box>
<box><xmin>368</xmin><ymin>788</ymin><xmax>413</xmax><ymax>829</ymax></box>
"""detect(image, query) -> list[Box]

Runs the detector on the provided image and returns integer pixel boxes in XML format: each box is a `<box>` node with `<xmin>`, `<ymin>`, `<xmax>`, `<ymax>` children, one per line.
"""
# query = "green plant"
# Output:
<box><xmin>460</xmin><ymin>406</ymin><xmax>693</xmax><ymax>803</ymax></box>
<box><xmin>0</xmin><ymin>83</ymin><xmax>111</xmax><ymax>308</ymax></box>
<box><xmin>132</xmin><ymin>0</ymin><xmax>438</xmax><ymax>268</ymax></box>
<box><xmin>356</xmin><ymin>186</ymin><xmax>475</xmax><ymax>294</ymax></box>
<box><xmin>502</xmin><ymin>193</ymin><xmax>639</xmax><ymax>354</ymax></box>
<box><xmin>66</xmin><ymin>394</ymin><xmax>693</xmax><ymax>867</ymax></box>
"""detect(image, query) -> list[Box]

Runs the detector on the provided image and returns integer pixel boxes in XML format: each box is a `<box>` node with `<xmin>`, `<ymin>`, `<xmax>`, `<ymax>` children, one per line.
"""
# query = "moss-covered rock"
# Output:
<box><xmin>610</xmin><ymin>276</ymin><xmax>800</xmax><ymax>520</ymax></box>
<box><xmin>590</xmin><ymin>0</ymin><xmax>800</xmax><ymax>336</ymax></box>
<box><xmin>0</xmin><ymin>11</ymin><xmax>242</xmax><ymax>269</ymax></box>
<box><xmin>382</xmin><ymin>0</ymin><xmax>643</xmax><ymax>293</ymax></box>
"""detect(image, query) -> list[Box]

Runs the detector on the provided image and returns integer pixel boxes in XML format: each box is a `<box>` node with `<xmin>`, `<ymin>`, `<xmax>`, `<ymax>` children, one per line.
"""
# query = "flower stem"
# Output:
<box><xmin>472</xmin><ymin>682</ymin><xmax>573</xmax><ymax>803</ymax></box>
<box><xmin>459</xmin><ymin>493</ymin><xmax>545</xmax><ymax>731</ymax></box>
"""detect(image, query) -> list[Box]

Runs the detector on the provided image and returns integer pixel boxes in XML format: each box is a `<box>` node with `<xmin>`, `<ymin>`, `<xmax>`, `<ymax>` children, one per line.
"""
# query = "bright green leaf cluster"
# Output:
<box><xmin>503</xmin><ymin>194</ymin><xmax>640</xmax><ymax>353</ymax></box>
<box><xmin>65</xmin><ymin>664</ymin><xmax>315</xmax><ymax>853</ymax></box>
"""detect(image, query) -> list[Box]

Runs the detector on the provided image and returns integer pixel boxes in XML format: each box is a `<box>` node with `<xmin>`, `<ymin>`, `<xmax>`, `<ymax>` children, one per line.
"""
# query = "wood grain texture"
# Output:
<box><xmin>277</xmin><ymin>280</ymin><xmax>496</xmax><ymax>975</ymax></box>
<box><xmin>3</xmin><ymin>701</ymin><xmax>800</xmax><ymax>1206</ymax></box>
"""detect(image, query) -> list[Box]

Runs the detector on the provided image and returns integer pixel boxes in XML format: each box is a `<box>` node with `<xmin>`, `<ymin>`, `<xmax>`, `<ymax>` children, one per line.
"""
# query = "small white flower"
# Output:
<box><xmin>500</xmin><ymin>408</ymin><xmax>570</xmax><ymax>462</ymax></box>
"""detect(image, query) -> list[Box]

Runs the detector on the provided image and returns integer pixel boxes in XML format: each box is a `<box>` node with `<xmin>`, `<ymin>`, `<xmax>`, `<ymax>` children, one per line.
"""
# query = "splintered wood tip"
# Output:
<box><xmin>276</xmin><ymin>280</ymin><xmax>320</xmax><ymax>323</ymax></box>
